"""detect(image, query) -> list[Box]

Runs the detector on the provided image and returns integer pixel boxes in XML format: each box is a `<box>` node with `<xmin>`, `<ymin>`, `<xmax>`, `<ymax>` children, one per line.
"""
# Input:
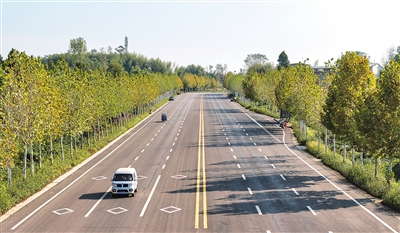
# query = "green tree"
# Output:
<box><xmin>359</xmin><ymin>60</ymin><xmax>400</xmax><ymax>178</ymax></box>
<box><xmin>277</xmin><ymin>51</ymin><xmax>290</xmax><ymax>70</ymax></box>
<box><xmin>244</xmin><ymin>53</ymin><xmax>268</xmax><ymax>69</ymax></box>
<box><xmin>321</xmin><ymin>51</ymin><xmax>376</xmax><ymax>161</ymax></box>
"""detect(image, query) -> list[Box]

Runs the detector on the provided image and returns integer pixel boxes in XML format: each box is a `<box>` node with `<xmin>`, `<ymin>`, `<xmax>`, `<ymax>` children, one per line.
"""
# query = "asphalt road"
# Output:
<box><xmin>1</xmin><ymin>93</ymin><xmax>399</xmax><ymax>233</ymax></box>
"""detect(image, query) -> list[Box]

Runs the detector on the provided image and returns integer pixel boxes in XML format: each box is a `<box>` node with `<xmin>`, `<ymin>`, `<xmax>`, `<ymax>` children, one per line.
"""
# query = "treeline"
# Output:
<box><xmin>0</xmin><ymin>49</ymin><xmax>184</xmax><ymax>185</ymax></box>
<box><xmin>41</xmin><ymin>37</ymin><xmax>228</xmax><ymax>83</ymax></box>
<box><xmin>225</xmin><ymin>51</ymin><xmax>400</xmax><ymax>179</ymax></box>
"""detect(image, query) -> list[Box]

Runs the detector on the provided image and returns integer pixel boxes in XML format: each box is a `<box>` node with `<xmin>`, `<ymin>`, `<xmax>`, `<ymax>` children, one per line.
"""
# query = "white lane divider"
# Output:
<box><xmin>140</xmin><ymin>175</ymin><xmax>161</xmax><ymax>217</ymax></box>
<box><xmin>255</xmin><ymin>205</ymin><xmax>262</xmax><ymax>215</ymax></box>
<box><xmin>135</xmin><ymin>156</ymin><xmax>139</xmax><ymax>161</ymax></box>
<box><xmin>242</xmin><ymin>174</ymin><xmax>246</xmax><ymax>180</ymax></box>
<box><xmin>237</xmin><ymin>164</ymin><xmax>241</xmax><ymax>168</ymax></box>
<box><xmin>166</xmin><ymin>156</ymin><xmax>170</xmax><ymax>160</ymax></box>
<box><xmin>248</xmin><ymin>188</ymin><xmax>253</xmax><ymax>195</ymax></box>
<box><xmin>141</xmin><ymin>149</ymin><xmax>145</xmax><ymax>153</ymax></box>
<box><xmin>280</xmin><ymin>174</ymin><xmax>286</xmax><ymax>180</ymax></box>
<box><xmin>264</xmin><ymin>155</ymin><xmax>268</xmax><ymax>160</ymax></box>
<box><xmin>271</xmin><ymin>164</ymin><xmax>276</xmax><ymax>169</ymax></box>
<box><xmin>292</xmin><ymin>188</ymin><xmax>299</xmax><ymax>195</ymax></box>
<box><xmin>233</xmin><ymin>155</ymin><xmax>237</xmax><ymax>159</ymax></box>
<box><xmin>307</xmin><ymin>206</ymin><xmax>317</xmax><ymax>215</ymax></box>
<box><xmin>85</xmin><ymin>186</ymin><xmax>111</xmax><ymax>217</ymax></box>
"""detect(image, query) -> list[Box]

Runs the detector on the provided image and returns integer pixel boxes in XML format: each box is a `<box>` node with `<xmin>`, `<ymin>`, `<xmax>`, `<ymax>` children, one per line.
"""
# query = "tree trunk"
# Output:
<box><xmin>70</xmin><ymin>135</ymin><xmax>73</xmax><ymax>157</ymax></box>
<box><xmin>39</xmin><ymin>143</ymin><xmax>42</xmax><ymax>168</ymax></box>
<box><xmin>30</xmin><ymin>142</ymin><xmax>34</xmax><ymax>174</ymax></box>
<box><xmin>98</xmin><ymin>119</ymin><xmax>101</xmax><ymax>141</ymax></box>
<box><xmin>61</xmin><ymin>136</ymin><xmax>65</xmax><ymax>161</ymax></box>
<box><xmin>23</xmin><ymin>143</ymin><xmax>27</xmax><ymax>179</ymax></box>
<box><xmin>317</xmin><ymin>130</ymin><xmax>320</xmax><ymax>154</ymax></box>
<box><xmin>74</xmin><ymin>136</ymin><xmax>77</xmax><ymax>152</ymax></box>
<box><xmin>50</xmin><ymin>138</ymin><xmax>54</xmax><ymax>165</ymax></box>
<box><xmin>333</xmin><ymin>135</ymin><xmax>336</xmax><ymax>157</ymax></box>
<box><xmin>7</xmin><ymin>158</ymin><xmax>12</xmax><ymax>186</ymax></box>
<box><xmin>324</xmin><ymin>129</ymin><xmax>328</xmax><ymax>156</ymax></box>
<box><xmin>388</xmin><ymin>156</ymin><xmax>393</xmax><ymax>178</ymax></box>
<box><xmin>374</xmin><ymin>157</ymin><xmax>379</xmax><ymax>178</ymax></box>
<box><xmin>87</xmin><ymin>131</ymin><xmax>90</xmax><ymax>146</ymax></box>
<box><xmin>360</xmin><ymin>149</ymin><xmax>363</xmax><ymax>165</ymax></box>
<box><xmin>343</xmin><ymin>142</ymin><xmax>347</xmax><ymax>162</ymax></box>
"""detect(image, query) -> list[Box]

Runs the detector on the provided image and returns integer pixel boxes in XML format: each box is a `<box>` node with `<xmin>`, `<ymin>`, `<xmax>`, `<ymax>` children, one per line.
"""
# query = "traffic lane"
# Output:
<box><xmin>1</xmin><ymin>108</ymin><xmax>169</xmax><ymax>231</ymax></box>
<box><xmin>130</xmin><ymin>94</ymin><xmax>202</xmax><ymax>232</ymax></box>
<box><xmin>282</xmin><ymin>130</ymin><xmax>400</xmax><ymax>232</ymax></box>
<box><xmin>200</xmin><ymin>96</ymin><xmax>276</xmax><ymax>232</ymax></box>
<box><xmin>2</xmin><ymin>96</ymin><xmax>192</xmax><ymax>232</ymax></box>
<box><xmin>212</xmin><ymin>96</ymin><xmax>400</xmax><ymax>232</ymax></box>
<box><xmin>80</xmin><ymin>95</ymin><xmax>199</xmax><ymax>231</ymax></box>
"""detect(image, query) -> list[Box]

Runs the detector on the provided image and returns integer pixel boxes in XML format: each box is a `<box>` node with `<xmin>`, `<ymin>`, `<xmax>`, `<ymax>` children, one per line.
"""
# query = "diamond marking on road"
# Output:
<box><xmin>171</xmin><ymin>174</ymin><xmax>187</xmax><ymax>179</ymax></box>
<box><xmin>107</xmin><ymin>207</ymin><xmax>128</xmax><ymax>215</ymax></box>
<box><xmin>160</xmin><ymin>206</ymin><xmax>181</xmax><ymax>214</ymax></box>
<box><xmin>137</xmin><ymin>175</ymin><xmax>147</xmax><ymax>180</ymax></box>
<box><xmin>92</xmin><ymin>176</ymin><xmax>107</xmax><ymax>181</ymax></box>
<box><xmin>53</xmin><ymin>208</ymin><xmax>74</xmax><ymax>215</ymax></box>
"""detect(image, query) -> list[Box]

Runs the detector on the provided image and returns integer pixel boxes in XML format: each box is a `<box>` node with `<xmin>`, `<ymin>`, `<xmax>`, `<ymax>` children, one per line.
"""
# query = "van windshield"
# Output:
<box><xmin>113</xmin><ymin>174</ymin><xmax>133</xmax><ymax>181</ymax></box>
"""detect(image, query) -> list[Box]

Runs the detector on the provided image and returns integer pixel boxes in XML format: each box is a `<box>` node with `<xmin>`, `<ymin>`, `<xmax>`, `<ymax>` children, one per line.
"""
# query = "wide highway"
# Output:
<box><xmin>1</xmin><ymin>93</ymin><xmax>399</xmax><ymax>232</ymax></box>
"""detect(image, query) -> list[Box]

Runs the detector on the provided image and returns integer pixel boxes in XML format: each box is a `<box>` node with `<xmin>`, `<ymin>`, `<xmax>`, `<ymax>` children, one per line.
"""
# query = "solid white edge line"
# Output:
<box><xmin>10</xmin><ymin>111</ymin><xmax>157</xmax><ymax>229</ymax></box>
<box><xmin>140</xmin><ymin>175</ymin><xmax>161</xmax><ymax>217</ymax></box>
<box><xmin>281</xmin><ymin>131</ymin><xmax>398</xmax><ymax>233</ymax></box>
<box><xmin>85</xmin><ymin>186</ymin><xmax>111</xmax><ymax>217</ymax></box>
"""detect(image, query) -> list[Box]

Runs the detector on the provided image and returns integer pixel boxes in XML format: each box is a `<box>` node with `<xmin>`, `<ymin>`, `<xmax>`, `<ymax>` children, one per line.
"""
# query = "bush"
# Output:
<box><xmin>383</xmin><ymin>183</ymin><xmax>400</xmax><ymax>212</ymax></box>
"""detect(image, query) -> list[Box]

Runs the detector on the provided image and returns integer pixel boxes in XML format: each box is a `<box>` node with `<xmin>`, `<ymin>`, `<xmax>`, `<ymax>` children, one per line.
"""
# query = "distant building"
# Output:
<box><xmin>370</xmin><ymin>63</ymin><xmax>384</xmax><ymax>77</ymax></box>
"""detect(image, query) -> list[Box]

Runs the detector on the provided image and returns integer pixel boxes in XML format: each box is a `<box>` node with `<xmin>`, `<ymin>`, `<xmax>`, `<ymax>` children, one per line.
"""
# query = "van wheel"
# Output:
<box><xmin>112</xmin><ymin>194</ymin><xmax>115</xmax><ymax>198</ymax></box>
<box><xmin>131</xmin><ymin>192</ymin><xmax>135</xmax><ymax>197</ymax></box>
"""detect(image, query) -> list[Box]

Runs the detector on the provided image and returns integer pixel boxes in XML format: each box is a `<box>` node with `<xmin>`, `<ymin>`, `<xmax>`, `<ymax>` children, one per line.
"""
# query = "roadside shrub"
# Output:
<box><xmin>383</xmin><ymin>182</ymin><xmax>400</xmax><ymax>212</ymax></box>
<box><xmin>0</xmin><ymin>184</ymin><xmax>12</xmax><ymax>213</ymax></box>
<box><xmin>393</xmin><ymin>161</ymin><xmax>400</xmax><ymax>181</ymax></box>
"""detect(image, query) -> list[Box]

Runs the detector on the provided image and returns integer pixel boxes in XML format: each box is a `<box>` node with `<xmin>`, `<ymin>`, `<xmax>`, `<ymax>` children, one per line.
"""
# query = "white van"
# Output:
<box><xmin>111</xmin><ymin>167</ymin><xmax>138</xmax><ymax>197</ymax></box>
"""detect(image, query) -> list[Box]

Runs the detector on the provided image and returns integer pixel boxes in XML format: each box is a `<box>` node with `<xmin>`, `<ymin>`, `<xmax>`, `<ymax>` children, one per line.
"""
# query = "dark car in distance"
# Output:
<box><xmin>169</xmin><ymin>96</ymin><xmax>174</xmax><ymax>101</ymax></box>
<box><xmin>161</xmin><ymin>113</ymin><xmax>168</xmax><ymax>121</ymax></box>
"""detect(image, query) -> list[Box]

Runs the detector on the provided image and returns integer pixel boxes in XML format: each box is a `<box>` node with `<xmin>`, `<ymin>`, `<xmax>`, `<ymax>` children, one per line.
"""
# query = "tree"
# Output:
<box><xmin>321</xmin><ymin>51</ymin><xmax>376</xmax><ymax>161</ymax></box>
<box><xmin>244</xmin><ymin>54</ymin><xmax>268</xmax><ymax>69</ymax></box>
<box><xmin>277</xmin><ymin>51</ymin><xmax>290</xmax><ymax>70</ymax></box>
<box><xmin>359</xmin><ymin>60</ymin><xmax>400</xmax><ymax>178</ymax></box>
<box><xmin>68</xmin><ymin>37</ymin><xmax>87</xmax><ymax>55</ymax></box>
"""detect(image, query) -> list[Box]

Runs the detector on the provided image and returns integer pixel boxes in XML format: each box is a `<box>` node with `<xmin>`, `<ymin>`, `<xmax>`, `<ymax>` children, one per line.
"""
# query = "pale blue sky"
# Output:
<box><xmin>1</xmin><ymin>0</ymin><xmax>399</xmax><ymax>72</ymax></box>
